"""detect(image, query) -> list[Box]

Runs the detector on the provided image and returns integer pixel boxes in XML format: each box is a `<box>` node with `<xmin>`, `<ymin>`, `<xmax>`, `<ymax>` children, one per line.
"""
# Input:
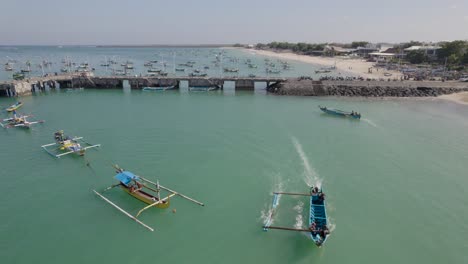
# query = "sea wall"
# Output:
<box><xmin>270</xmin><ymin>79</ymin><xmax>468</xmax><ymax>97</ymax></box>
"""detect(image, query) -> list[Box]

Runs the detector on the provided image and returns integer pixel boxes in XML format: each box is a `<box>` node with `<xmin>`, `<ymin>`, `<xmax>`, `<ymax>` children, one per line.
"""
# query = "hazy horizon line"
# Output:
<box><xmin>0</xmin><ymin>39</ymin><xmax>467</xmax><ymax>47</ymax></box>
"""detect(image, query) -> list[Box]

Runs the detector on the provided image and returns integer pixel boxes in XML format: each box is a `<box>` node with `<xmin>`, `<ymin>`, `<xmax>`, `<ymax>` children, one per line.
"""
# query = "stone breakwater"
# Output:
<box><xmin>269</xmin><ymin>79</ymin><xmax>468</xmax><ymax>97</ymax></box>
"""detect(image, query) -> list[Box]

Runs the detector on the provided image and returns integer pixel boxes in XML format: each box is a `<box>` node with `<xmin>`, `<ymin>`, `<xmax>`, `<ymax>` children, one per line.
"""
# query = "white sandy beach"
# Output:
<box><xmin>438</xmin><ymin>91</ymin><xmax>468</xmax><ymax>105</ymax></box>
<box><xmin>242</xmin><ymin>48</ymin><xmax>402</xmax><ymax>79</ymax></box>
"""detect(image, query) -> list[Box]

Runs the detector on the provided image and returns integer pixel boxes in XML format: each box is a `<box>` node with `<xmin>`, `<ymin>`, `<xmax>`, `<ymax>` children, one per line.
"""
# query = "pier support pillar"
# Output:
<box><xmin>188</xmin><ymin>79</ymin><xmax>213</xmax><ymax>88</ymax></box>
<box><xmin>235</xmin><ymin>80</ymin><xmax>255</xmax><ymax>90</ymax></box>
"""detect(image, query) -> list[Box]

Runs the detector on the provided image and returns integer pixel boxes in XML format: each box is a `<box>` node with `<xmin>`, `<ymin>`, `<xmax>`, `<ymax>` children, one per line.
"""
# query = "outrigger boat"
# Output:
<box><xmin>0</xmin><ymin>111</ymin><xmax>44</xmax><ymax>129</ymax></box>
<box><xmin>142</xmin><ymin>86</ymin><xmax>176</xmax><ymax>91</ymax></box>
<box><xmin>93</xmin><ymin>165</ymin><xmax>205</xmax><ymax>231</ymax></box>
<box><xmin>41</xmin><ymin>130</ymin><xmax>100</xmax><ymax>158</ymax></box>
<box><xmin>6</xmin><ymin>102</ymin><xmax>23</xmax><ymax>112</ymax></box>
<box><xmin>319</xmin><ymin>106</ymin><xmax>361</xmax><ymax>119</ymax></box>
<box><xmin>263</xmin><ymin>186</ymin><xmax>330</xmax><ymax>247</ymax></box>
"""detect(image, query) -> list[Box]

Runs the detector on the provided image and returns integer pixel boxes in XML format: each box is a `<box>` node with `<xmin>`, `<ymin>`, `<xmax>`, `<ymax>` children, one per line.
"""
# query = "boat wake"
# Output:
<box><xmin>293</xmin><ymin>200</ymin><xmax>304</xmax><ymax>229</ymax></box>
<box><xmin>291</xmin><ymin>136</ymin><xmax>322</xmax><ymax>188</ymax></box>
<box><xmin>362</xmin><ymin>118</ymin><xmax>378</xmax><ymax>128</ymax></box>
<box><xmin>260</xmin><ymin>180</ymin><xmax>284</xmax><ymax>226</ymax></box>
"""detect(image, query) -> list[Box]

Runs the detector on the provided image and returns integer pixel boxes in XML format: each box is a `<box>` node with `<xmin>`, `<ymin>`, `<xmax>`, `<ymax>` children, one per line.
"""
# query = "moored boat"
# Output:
<box><xmin>93</xmin><ymin>165</ymin><xmax>205</xmax><ymax>231</ymax></box>
<box><xmin>41</xmin><ymin>130</ymin><xmax>100</xmax><ymax>158</ymax></box>
<box><xmin>12</xmin><ymin>72</ymin><xmax>25</xmax><ymax>80</ymax></box>
<box><xmin>319</xmin><ymin>106</ymin><xmax>361</xmax><ymax>119</ymax></box>
<box><xmin>142</xmin><ymin>86</ymin><xmax>176</xmax><ymax>91</ymax></box>
<box><xmin>6</xmin><ymin>102</ymin><xmax>23</xmax><ymax>112</ymax></box>
<box><xmin>0</xmin><ymin>111</ymin><xmax>44</xmax><ymax>129</ymax></box>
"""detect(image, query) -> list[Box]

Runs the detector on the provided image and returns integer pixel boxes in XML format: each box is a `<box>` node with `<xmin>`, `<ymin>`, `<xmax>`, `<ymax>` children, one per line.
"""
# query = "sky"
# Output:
<box><xmin>0</xmin><ymin>0</ymin><xmax>467</xmax><ymax>45</ymax></box>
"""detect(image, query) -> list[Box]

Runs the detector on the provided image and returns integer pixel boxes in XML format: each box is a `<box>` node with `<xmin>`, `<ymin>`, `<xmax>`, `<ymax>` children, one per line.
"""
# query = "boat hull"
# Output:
<box><xmin>309</xmin><ymin>190</ymin><xmax>329</xmax><ymax>247</ymax></box>
<box><xmin>142</xmin><ymin>86</ymin><xmax>175</xmax><ymax>91</ymax></box>
<box><xmin>319</xmin><ymin>106</ymin><xmax>361</xmax><ymax>119</ymax></box>
<box><xmin>6</xmin><ymin>103</ymin><xmax>23</xmax><ymax>112</ymax></box>
<box><xmin>120</xmin><ymin>185</ymin><xmax>170</xmax><ymax>209</ymax></box>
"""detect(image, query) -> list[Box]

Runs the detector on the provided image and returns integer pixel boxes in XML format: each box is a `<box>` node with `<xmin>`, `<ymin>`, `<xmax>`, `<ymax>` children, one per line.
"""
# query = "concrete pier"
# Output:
<box><xmin>2</xmin><ymin>73</ymin><xmax>468</xmax><ymax>98</ymax></box>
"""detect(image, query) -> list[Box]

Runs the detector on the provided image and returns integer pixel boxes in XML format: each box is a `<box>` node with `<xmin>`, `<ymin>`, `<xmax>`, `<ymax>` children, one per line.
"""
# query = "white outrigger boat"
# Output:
<box><xmin>93</xmin><ymin>165</ymin><xmax>204</xmax><ymax>231</ymax></box>
<box><xmin>41</xmin><ymin>130</ymin><xmax>100</xmax><ymax>158</ymax></box>
<box><xmin>142</xmin><ymin>86</ymin><xmax>176</xmax><ymax>91</ymax></box>
<box><xmin>263</xmin><ymin>186</ymin><xmax>330</xmax><ymax>247</ymax></box>
<box><xmin>0</xmin><ymin>111</ymin><xmax>44</xmax><ymax>129</ymax></box>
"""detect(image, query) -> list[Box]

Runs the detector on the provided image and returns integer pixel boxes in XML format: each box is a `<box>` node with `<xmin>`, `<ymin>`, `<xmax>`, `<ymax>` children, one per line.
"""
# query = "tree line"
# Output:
<box><xmin>254</xmin><ymin>40</ymin><xmax>468</xmax><ymax>67</ymax></box>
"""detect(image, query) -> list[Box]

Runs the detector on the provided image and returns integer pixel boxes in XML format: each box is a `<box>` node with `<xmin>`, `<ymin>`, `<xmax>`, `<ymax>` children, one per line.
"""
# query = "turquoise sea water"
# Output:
<box><xmin>1</xmin><ymin>88</ymin><xmax>468</xmax><ymax>263</ymax></box>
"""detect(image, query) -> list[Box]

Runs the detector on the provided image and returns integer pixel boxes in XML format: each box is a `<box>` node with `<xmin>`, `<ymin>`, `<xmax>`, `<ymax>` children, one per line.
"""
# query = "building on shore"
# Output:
<box><xmin>323</xmin><ymin>45</ymin><xmax>356</xmax><ymax>56</ymax></box>
<box><xmin>404</xmin><ymin>45</ymin><xmax>441</xmax><ymax>59</ymax></box>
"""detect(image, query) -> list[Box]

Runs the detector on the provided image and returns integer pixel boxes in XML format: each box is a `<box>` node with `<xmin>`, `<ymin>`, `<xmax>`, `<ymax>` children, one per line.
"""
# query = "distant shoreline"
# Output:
<box><xmin>235</xmin><ymin>48</ymin><xmax>402</xmax><ymax>79</ymax></box>
<box><xmin>0</xmin><ymin>44</ymin><xmax>234</xmax><ymax>48</ymax></box>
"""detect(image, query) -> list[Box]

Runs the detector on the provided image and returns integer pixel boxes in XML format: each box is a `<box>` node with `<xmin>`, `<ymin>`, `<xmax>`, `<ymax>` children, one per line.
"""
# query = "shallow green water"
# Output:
<box><xmin>1</xmin><ymin>90</ymin><xmax>468</xmax><ymax>264</ymax></box>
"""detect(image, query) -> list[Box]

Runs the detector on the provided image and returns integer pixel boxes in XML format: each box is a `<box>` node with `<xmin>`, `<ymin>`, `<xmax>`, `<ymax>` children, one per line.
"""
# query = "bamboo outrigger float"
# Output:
<box><xmin>263</xmin><ymin>186</ymin><xmax>330</xmax><ymax>247</ymax></box>
<box><xmin>93</xmin><ymin>165</ymin><xmax>204</xmax><ymax>231</ymax></box>
<box><xmin>0</xmin><ymin>111</ymin><xmax>44</xmax><ymax>129</ymax></box>
<box><xmin>41</xmin><ymin>130</ymin><xmax>100</xmax><ymax>158</ymax></box>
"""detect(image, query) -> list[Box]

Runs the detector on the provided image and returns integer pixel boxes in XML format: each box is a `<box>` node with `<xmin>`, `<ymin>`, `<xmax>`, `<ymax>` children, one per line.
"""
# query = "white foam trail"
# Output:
<box><xmin>291</xmin><ymin>136</ymin><xmax>322</xmax><ymax>188</ymax></box>
<box><xmin>260</xmin><ymin>178</ymin><xmax>285</xmax><ymax>225</ymax></box>
<box><xmin>327</xmin><ymin>217</ymin><xmax>336</xmax><ymax>233</ymax></box>
<box><xmin>293</xmin><ymin>200</ymin><xmax>304</xmax><ymax>229</ymax></box>
<box><xmin>362</xmin><ymin>118</ymin><xmax>378</xmax><ymax>128</ymax></box>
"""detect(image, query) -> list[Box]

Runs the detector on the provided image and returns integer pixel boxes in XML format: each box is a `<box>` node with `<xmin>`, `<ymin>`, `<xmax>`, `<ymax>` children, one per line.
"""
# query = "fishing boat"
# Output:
<box><xmin>142</xmin><ymin>86</ymin><xmax>176</xmax><ymax>91</ymax></box>
<box><xmin>189</xmin><ymin>86</ymin><xmax>217</xmax><ymax>92</ymax></box>
<box><xmin>93</xmin><ymin>165</ymin><xmax>205</xmax><ymax>231</ymax></box>
<box><xmin>147</xmin><ymin>68</ymin><xmax>161</xmax><ymax>73</ymax></box>
<box><xmin>12</xmin><ymin>72</ymin><xmax>25</xmax><ymax>80</ymax></box>
<box><xmin>315</xmin><ymin>69</ymin><xmax>331</xmax><ymax>74</ymax></box>
<box><xmin>223</xmin><ymin>67</ymin><xmax>239</xmax><ymax>73</ymax></box>
<box><xmin>266</xmin><ymin>68</ymin><xmax>281</xmax><ymax>74</ymax></box>
<box><xmin>189</xmin><ymin>72</ymin><xmax>208</xmax><ymax>77</ymax></box>
<box><xmin>6</xmin><ymin>102</ymin><xmax>23</xmax><ymax>112</ymax></box>
<box><xmin>263</xmin><ymin>186</ymin><xmax>330</xmax><ymax>247</ymax></box>
<box><xmin>41</xmin><ymin>130</ymin><xmax>100</xmax><ymax>158</ymax></box>
<box><xmin>175</xmin><ymin>68</ymin><xmax>185</xmax><ymax>72</ymax></box>
<box><xmin>319</xmin><ymin>106</ymin><xmax>361</xmax><ymax>119</ymax></box>
<box><xmin>0</xmin><ymin>111</ymin><xmax>44</xmax><ymax>129</ymax></box>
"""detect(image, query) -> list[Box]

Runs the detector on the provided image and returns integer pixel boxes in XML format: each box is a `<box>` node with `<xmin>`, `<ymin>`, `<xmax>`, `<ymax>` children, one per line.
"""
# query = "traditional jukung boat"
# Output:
<box><xmin>6</xmin><ymin>102</ymin><xmax>23</xmax><ymax>112</ymax></box>
<box><xmin>142</xmin><ymin>86</ymin><xmax>176</xmax><ymax>91</ymax></box>
<box><xmin>93</xmin><ymin>165</ymin><xmax>205</xmax><ymax>231</ymax></box>
<box><xmin>0</xmin><ymin>111</ymin><xmax>44</xmax><ymax>129</ymax></box>
<box><xmin>319</xmin><ymin>106</ymin><xmax>361</xmax><ymax>119</ymax></box>
<box><xmin>189</xmin><ymin>86</ymin><xmax>217</xmax><ymax>92</ymax></box>
<box><xmin>263</xmin><ymin>186</ymin><xmax>330</xmax><ymax>247</ymax></box>
<box><xmin>41</xmin><ymin>130</ymin><xmax>100</xmax><ymax>158</ymax></box>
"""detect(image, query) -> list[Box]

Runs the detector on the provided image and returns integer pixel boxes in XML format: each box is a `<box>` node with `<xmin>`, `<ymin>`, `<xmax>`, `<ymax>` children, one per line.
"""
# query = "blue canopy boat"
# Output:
<box><xmin>263</xmin><ymin>186</ymin><xmax>330</xmax><ymax>247</ymax></box>
<box><xmin>309</xmin><ymin>187</ymin><xmax>329</xmax><ymax>246</ymax></box>
<box><xmin>319</xmin><ymin>106</ymin><xmax>361</xmax><ymax>119</ymax></box>
<box><xmin>93</xmin><ymin>165</ymin><xmax>205</xmax><ymax>232</ymax></box>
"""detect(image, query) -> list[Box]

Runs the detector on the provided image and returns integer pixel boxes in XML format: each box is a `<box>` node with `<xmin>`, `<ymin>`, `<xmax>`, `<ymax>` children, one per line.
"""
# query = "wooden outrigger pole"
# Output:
<box><xmin>93</xmin><ymin>190</ymin><xmax>154</xmax><ymax>231</ymax></box>
<box><xmin>136</xmin><ymin>193</ymin><xmax>177</xmax><ymax>217</ymax></box>
<box><xmin>137</xmin><ymin>176</ymin><xmax>205</xmax><ymax>207</ymax></box>
<box><xmin>263</xmin><ymin>226</ymin><xmax>312</xmax><ymax>232</ymax></box>
<box><xmin>273</xmin><ymin>192</ymin><xmax>312</xmax><ymax>196</ymax></box>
